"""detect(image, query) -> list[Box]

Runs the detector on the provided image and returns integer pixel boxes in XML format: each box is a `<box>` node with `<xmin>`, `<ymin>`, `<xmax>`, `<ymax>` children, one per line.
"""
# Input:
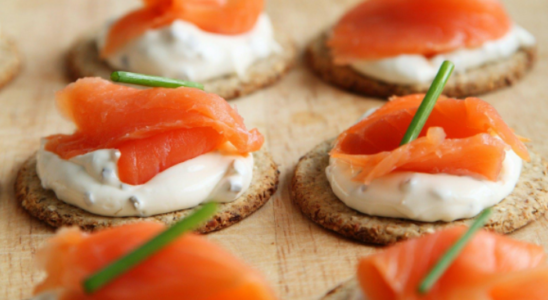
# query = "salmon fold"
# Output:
<box><xmin>330</xmin><ymin>94</ymin><xmax>529</xmax><ymax>184</ymax></box>
<box><xmin>45</xmin><ymin>77</ymin><xmax>264</xmax><ymax>184</ymax></box>
<box><xmin>102</xmin><ymin>0</ymin><xmax>264</xmax><ymax>57</ymax></box>
<box><xmin>34</xmin><ymin>223</ymin><xmax>276</xmax><ymax>300</ymax></box>
<box><xmin>357</xmin><ymin>226</ymin><xmax>548</xmax><ymax>300</ymax></box>
<box><xmin>328</xmin><ymin>0</ymin><xmax>512</xmax><ymax>63</ymax></box>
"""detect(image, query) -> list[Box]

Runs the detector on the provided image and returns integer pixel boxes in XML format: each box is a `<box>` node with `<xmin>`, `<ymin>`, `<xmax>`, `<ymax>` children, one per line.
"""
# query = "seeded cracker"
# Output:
<box><xmin>0</xmin><ymin>31</ymin><xmax>21</xmax><ymax>89</ymax></box>
<box><xmin>290</xmin><ymin>140</ymin><xmax>548</xmax><ymax>245</ymax></box>
<box><xmin>15</xmin><ymin>148</ymin><xmax>279</xmax><ymax>232</ymax></box>
<box><xmin>67</xmin><ymin>32</ymin><xmax>296</xmax><ymax>100</ymax></box>
<box><xmin>306</xmin><ymin>32</ymin><xmax>537</xmax><ymax>99</ymax></box>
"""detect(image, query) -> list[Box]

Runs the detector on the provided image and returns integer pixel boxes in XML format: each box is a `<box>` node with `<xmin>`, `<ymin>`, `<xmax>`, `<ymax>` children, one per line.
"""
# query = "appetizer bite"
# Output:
<box><xmin>307</xmin><ymin>0</ymin><xmax>536</xmax><ymax>98</ymax></box>
<box><xmin>15</xmin><ymin>73</ymin><xmax>279</xmax><ymax>231</ymax></box>
<box><xmin>0</xmin><ymin>26</ymin><xmax>21</xmax><ymax>89</ymax></box>
<box><xmin>67</xmin><ymin>0</ymin><xmax>296</xmax><ymax>100</ymax></box>
<box><xmin>32</xmin><ymin>204</ymin><xmax>276</xmax><ymax>300</ymax></box>
<box><xmin>321</xmin><ymin>218</ymin><xmax>548</xmax><ymax>300</ymax></box>
<box><xmin>291</xmin><ymin>63</ymin><xmax>548</xmax><ymax>245</ymax></box>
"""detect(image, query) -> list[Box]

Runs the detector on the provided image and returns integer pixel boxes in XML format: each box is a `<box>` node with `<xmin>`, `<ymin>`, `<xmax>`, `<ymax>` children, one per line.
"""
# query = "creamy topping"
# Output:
<box><xmin>37</xmin><ymin>143</ymin><xmax>254</xmax><ymax>217</ymax></box>
<box><xmin>97</xmin><ymin>14</ymin><xmax>280</xmax><ymax>82</ymax></box>
<box><xmin>350</xmin><ymin>25</ymin><xmax>536</xmax><ymax>85</ymax></box>
<box><xmin>326</xmin><ymin>149</ymin><xmax>522</xmax><ymax>222</ymax></box>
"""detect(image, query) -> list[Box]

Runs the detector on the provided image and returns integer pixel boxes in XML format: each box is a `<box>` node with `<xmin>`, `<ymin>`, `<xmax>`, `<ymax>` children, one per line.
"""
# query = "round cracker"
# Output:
<box><xmin>290</xmin><ymin>140</ymin><xmax>548</xmax><ymax>245</ymax></box>
<box><xmin>321</xmin><ymin>278</ymin><xmax>360</xmax><ymax>300</ymax></box>
<box><xmin>15</xmin><ymin>148</ymin><xmax>279</xmax><ymax>232</ymax></box>
<box><xmin>0</xmin><ymin>33</ymin><xmax>21</xmax><ymax>89</ymax></box>
<box><xmin>66</xmin><ymin>32</ymin><xmax>296</xmax><ymax>100</ymax></box>
<box><xmin>306</xmin><ymin>32</ymin><xmax>537</xmax><ymax>99</ymax></box>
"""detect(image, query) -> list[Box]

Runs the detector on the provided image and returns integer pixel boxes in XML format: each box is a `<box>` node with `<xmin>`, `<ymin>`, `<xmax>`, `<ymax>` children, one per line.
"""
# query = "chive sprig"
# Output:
<box><xmin>400</xmin><ymin>61</ymin><xmax>454</xmax><ymax>145</ymax></box>
<box><xmin>417</xmin><ymin>208</ymin><xmax>492</xmax><ymax>294</ymax></box>
<box><xmin>83</xmin><ymin>202</ymin><xmax>217</xmax><ymax>294</ymax></box>
<box><xmin>111</xmin><ymin>71</ymin><xmax>204</xmax><ymax>90</ymax></box>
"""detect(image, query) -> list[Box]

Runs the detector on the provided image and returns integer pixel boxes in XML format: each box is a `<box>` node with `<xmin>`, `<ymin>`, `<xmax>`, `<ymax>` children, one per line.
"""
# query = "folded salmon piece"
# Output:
<box><xmin>101</xmin><ymin>0</ymin><xmax>264</xmax><ymax>58</ymax></box>
<box><xmin>330</xmin><ymin>94</ymin><xmax>529</xmax><ymax>183</ymax></box>
<box><xmin>358</xmin><ymin>226</ymin><xmax>548</xmax><ymax>300</ymax></box>
<box><xmin>34</xmin><ymin>223</ymin><xmax>276</xmax><ymax>300</ymax></box>
<box><xmin>328</xmin><ymin>0</ymin><xmax>512</xmax><ymax>63</ymax></box>
<box><xmin>45</xmin><ymin>77</ymin><xmax>264</xmax><ymax>184</ymax></box>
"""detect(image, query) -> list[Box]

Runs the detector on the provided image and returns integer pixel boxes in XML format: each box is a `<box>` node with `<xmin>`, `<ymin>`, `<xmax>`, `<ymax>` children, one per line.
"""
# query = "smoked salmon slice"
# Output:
<box><xmin>357</xmin><ymin>226</ymin><xmax>548</xmax><ymax>300</ymax></box>
<box><xmin>101</xmin><ymin>0</ymin><xmax>264</xmax><ymax>58</ymax></box>
<box><xmin>328</xmin><ymin>0</ymin><xmax>512</xmax><ymax>64</ymax></box>
<box><xmin>45</xmin><ymin>77</ymin><xmax>263</xmax><ymax>185</ymax></box>
<box><xmin>34</xmin><ymin>223</ymin><xmax>275</xmax><ymax>300</ymax></box>
<box><xmin>330</xmin><ymin>94</ymin><xmax>529</xmax><ymax>184</ymax></box>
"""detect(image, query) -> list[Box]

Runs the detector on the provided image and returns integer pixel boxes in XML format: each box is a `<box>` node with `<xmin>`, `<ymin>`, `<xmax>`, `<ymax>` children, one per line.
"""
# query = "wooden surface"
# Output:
<box><xmin>0</xmin><ymin>0</ymin><xmax>547</xmax><ymax>299</ymax></box>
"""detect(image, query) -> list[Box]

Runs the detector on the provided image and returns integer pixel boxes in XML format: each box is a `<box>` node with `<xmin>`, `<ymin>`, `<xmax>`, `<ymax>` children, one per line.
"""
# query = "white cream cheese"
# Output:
<box><xmin>326</xmin><ymin>149</ymin><xmax>522</xmax><ymax>222</ymax></box>
<box><xmin>350</xmin><ymin>25</ymin><xmax>536</xmax><ymax>85</ymax></box>
<box><xmin>97</xmin><ymin>14</ymin><xmax>280</xmax><ymax>82</ymax></box>
<box><xmin>37</xmin><ymin>144</ymin><xmax>254</xmax><ymax>217</ymax></box>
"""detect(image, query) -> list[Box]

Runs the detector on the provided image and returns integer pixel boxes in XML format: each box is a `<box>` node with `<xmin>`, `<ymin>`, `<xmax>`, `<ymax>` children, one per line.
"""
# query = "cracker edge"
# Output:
<box><xmin>66</xmin><ymin>32</ymin><xmax>297</xmax><ymax>100</ymax></box>
<box><xmin>15</xmin><ymin>149</ymin><xmax>279</xmax><ymax>232</ymax></box>
<box><xmin>305</xmin><ymin>32</ymin><xmax>537</xmax><ymax>99</ymax></box>
<box><xmin>290</xmin><ymin>140</ymin><xmax>548</xmax><ymax>245</ymax></box>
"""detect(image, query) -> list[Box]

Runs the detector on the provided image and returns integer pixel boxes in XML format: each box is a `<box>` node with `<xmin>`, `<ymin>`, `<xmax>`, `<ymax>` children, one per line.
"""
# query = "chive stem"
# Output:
<box><xmin>111</xmin><ymin>71</ymin><xmax>204</xmax><ymax>90</ymax></box>
<box><xmin>83</xmin><ymin>202</ymin><xmax>217</xmax><ymax>294</ymax></box>
<box><xmin>417</xmin><ymin>208</ymin><xmax>492</xmax><ymax>294</ymax></box>
<box><xmin>400</xmin><ymin>61</ymin><xmax>454</xmax><ymax>145</ymax></box>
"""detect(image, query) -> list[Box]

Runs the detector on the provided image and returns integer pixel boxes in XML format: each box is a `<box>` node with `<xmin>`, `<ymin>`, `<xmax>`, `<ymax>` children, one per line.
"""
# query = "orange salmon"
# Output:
<box><xmin>330</xmin><ymin>94</ymin><xmax>529</xmax><ymax>184</ymax></box>
<box><xmin>328</xmin><ymin>0</ymin><xmax>512</xmax><ymax>64</ymax></box>
<box><xmin>358</xmin><ymin>226</ymin><xmax>548</xmax><ymax>300</ymax></box>
<box><xmin>45</xmin><ymin>77</ymin><xmax>263</xmax><ymax>185</ymax></box>
<box><xmin>102</xmin><ymin>0</ymin><xmax>264</xmax><ymax>58</ymax></box>
<box><xmin>34</xmin><ymin>223</ymin><xmax>276</xmax><ymax>300</ymax></box>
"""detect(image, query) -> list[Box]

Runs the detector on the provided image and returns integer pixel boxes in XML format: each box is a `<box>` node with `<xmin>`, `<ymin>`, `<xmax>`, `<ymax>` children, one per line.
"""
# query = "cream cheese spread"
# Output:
<box><xmin>350</xmin><ymin>25</ymin><xmax>536</xmax><ymax>85</ymax></box>
<box><xmin>97</xmin><ymin>14</ymin><xmax>280</xmax><ymax>82</ymax></box>
<box><xmin>36</xmin><ymin>143</ymin><xmax>254</xmax><ymax>217</ymax></box>
<box><xmin>326</xmin><ymin>149</ymin><xmax>522</xmax><ymax>222</ymax></box>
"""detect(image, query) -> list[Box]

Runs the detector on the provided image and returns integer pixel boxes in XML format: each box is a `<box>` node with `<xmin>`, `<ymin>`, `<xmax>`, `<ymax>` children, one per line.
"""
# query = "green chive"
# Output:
<box><xmin>417</xmin><ymin>208</ymin><xmax>492</xmax><ymax>294</ymax></box>
<box><xmin>400</xmin><ymin>61</ymin><xmax>455</xmax><ymax>145</ymax></box>
<box><xmin>83</xmin><ymin>202</ymin><xmax>217</xmax><ymax>294</ymax></box>
<box><xmin>111</xmin><ymin>71</ymin><xmax>204</xmax><ymax>90</ymax></box>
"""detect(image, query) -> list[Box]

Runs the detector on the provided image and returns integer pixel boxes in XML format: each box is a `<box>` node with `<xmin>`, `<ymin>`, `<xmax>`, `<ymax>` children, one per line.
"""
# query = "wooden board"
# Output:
<box><xmin>0</xmin><ymin>0</ymin><xmax>547</xmax><ymax>299</ymax></box>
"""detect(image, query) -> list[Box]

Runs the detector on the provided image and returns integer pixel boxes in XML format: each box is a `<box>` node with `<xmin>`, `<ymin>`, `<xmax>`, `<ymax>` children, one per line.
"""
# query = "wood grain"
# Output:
<box><xmin>0</xmin><ymin>0</ymin><xmax>547</xmax><ymax>299</ymax></box>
